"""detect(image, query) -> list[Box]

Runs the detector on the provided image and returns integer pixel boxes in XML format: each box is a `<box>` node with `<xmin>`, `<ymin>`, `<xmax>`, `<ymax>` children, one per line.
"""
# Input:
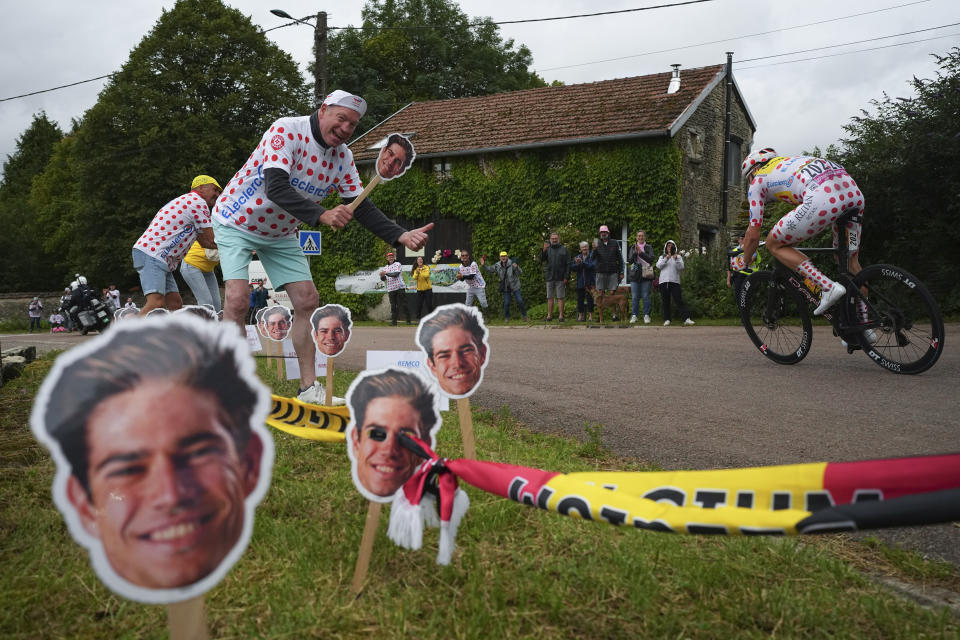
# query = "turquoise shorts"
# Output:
<box><xmin>214</xmin><ymin>221</ymin><xmax>311</xmax><ymax>290</ymax></box>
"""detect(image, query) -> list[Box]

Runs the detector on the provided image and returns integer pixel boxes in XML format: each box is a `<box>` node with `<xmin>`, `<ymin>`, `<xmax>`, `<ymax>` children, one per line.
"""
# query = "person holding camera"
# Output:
<box><xmin>655</xmin><ymin>240</ymin><xmax>694</xmax><ymax>326</ymax></box>
<box><xmin>627</xmin><ymin>230</ymin><xmax>656</xmax><ymax>324</ymax></box>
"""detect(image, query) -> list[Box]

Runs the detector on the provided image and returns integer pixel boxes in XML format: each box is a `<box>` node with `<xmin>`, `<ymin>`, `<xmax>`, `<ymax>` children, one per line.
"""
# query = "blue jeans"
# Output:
<box><xmin>502</xmin><ymin>288</ymin><xmax>526</xmax><ymax>319</ymax></box>
<box><xmin>180</xmin><ymin>262</ymin><xmax>222</xmax><ymax>312</ymax></box>
<box><xmin>630</xmin><ymin>279</ymin><xmax>653</xmax><ymax>317</ymax></box>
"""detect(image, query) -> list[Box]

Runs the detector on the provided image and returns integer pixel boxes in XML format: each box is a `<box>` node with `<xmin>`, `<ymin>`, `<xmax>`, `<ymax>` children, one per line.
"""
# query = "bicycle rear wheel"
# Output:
<box><xmin>853</xmin><ymin>264</ymin><xmax>945</xmax><ymax>374</ymax></box>
<box><xmin>740</xmin><ymin>271</ymin><xmax>813</xmax><ymax>364</ymax></box>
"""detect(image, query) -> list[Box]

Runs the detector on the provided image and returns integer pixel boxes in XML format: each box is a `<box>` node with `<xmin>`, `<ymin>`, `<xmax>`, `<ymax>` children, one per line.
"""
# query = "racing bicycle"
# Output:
<box><xmin>738</xmin><ymin>212</ymin><xmax>945</xmax><ymax>374</ymax></box>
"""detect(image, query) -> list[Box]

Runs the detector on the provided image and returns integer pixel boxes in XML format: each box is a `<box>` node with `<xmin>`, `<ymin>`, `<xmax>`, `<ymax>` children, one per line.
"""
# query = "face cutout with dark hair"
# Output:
<box><xmin>310</xmin><ymin>304</ymin><xmax>353</xmax><ymax>357</ymax></box>
<box><xmin>415</xmin><ymin>303</ymin><xmax>490</xmax><ymax>399</ymax></box>
<box><xmin>257</xmin><ymin>306</ymin><xmax>293</xmax><ymax>342</ymax></box>
<box><xmin>345</xmin><ymin>368</ymin><xmax>441</xmax><ymax>502</ymax></box>
<box><xmin>375</xmin><ymin>133</ymin><xmax>416</xmax><ymax>181</ymax></box>
<box><xmin>29</xmin><ymin>314</ymin><xmax>274</xmax><ymax>604</ymax></box>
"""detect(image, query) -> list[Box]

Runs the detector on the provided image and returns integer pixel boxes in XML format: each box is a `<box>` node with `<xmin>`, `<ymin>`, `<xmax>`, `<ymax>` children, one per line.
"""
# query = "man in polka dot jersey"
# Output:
<box><xmin>132</xmin><ymin>175</ymin><xmax>221</xmax><ymax>315</ymax></box>
<box><xmin>212</xmin><ymin>90</ymin><xmax>433</xmax><ymax>405</ymax></box>
<box><xmin>737</xmin><ymin>148</ymin><xmax>865</xmax><ymax>316</ymax></box>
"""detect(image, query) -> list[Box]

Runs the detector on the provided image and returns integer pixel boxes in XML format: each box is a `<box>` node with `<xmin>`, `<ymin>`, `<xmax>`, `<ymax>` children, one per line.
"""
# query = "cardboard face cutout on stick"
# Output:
<box><xmin>257</xmin><ymin>305</ymin><xmax>292</xmax><ymax>342</ymax></box>
<box><xmin>345</xmin><ymin>368</ymin><xmax>441</xmax><ymax>503</ymax></box>
<box><xmin>29</xmin><ymin>314</ymin><xmax>275</xmax><ymax>604</ymax></box>
<box><xmin>310</xmin><ymin>304</ymin><xmax>353</xmax><ymax>357</ymax></box>
<box><xmin>415</xmin><ymin>303</ymin><xmax>490</xmax><ymax>399</ymax></box>
<box><xmin>375</xmin><ymin>133</ymin><xmax>415</xmax><ymax>181</ymax></box>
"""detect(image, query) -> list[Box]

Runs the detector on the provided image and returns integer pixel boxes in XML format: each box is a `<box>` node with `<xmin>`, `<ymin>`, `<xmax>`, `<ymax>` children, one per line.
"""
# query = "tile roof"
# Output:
<box><xmin>351</xmin><ymin>64</ymin><xmax>726</xmax><ymax>162</ymax></box>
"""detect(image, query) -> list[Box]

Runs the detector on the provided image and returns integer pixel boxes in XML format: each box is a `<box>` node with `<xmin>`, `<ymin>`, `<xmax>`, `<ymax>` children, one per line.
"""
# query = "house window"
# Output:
<box><xmin>686</xmin><ymin>129</ymin><xmax>704</xmax><ymax>162</ymax></box>
<box><xmin>727</xmin><ymin>138</ymin><xmax>743</xmax><ymax>185</ymax></box>
<box><xmin>432</xmin><ymin>157</ymin><xmax>452</xmax><ymax>178</ymax></box>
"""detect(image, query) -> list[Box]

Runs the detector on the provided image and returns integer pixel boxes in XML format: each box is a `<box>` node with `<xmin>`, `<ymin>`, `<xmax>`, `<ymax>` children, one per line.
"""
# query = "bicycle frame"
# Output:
<box><xmin>764</xmin><ymin>213</ymin><xmax>876</xmax><ymax>347</ymax></box>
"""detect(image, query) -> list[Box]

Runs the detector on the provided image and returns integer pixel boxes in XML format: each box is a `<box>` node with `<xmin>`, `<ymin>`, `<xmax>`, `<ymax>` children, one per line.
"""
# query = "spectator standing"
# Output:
<box><xmin>482</xmin><ymin>251</ymin><xmax>527</xmax><ymax>322</ymax></box>
<box><xmin>132</xmin><ymin>175</ymin><xmax>221</xmax><ymax>315</ymax></box>
<box><xmin>28</xmin><ymin>297</ymin><xmax>43</xmax><ymax>332</ymax></box>
<box><xmin>570</xmin><ymin>241</ymin><xmax>596</xmax><ymax>322</ymax></box>
<box><xmin>124</xmin><ymin>297</ymin><xmax>137</xmax><ymax>309</ymax></box>
<box><xmin>411</xmin><ymin>256</ymin><xmax>433</xmax><ymax>321</ymax></box>
<box><xmin>539</xmin><ymin>232</ymin><xmax>570</xmax><ymax>322</ymax></box>
<box><xmin>655</xmin><ymin>240</ymin><xmax>695</xmax><ymax>326</ymax></box>
<box><xmin>250</xmin><ymin>281</ymin><xmax>270</xmax><ymax>324</ymax></box>
<box><xmin>627</xmin><ymin>230</ymin><xmax>656</xmax><ymax>324</ymax></box>
<box><xmin>380</xmin><ymin>250</ymin><xmax>411</xmax><ymax>325</ymax></box>
<box><xmin>593</xmin><ymin>225</ymin><xmax>623</xmax><ymax>303</ymax></box>
<box><xmin>105</xmin><ymin>285</ymin><xmax>121</xmax><ymax>311</ymax></box>
<box><xmin>180</xmin><ymin>240</ymin><xmax>223</xmax><ymax>312</ymax></box>
<box><xmin>456</xmin><ymin>249</ymin><xmax>488</xmax><ymax>314</ymax></box>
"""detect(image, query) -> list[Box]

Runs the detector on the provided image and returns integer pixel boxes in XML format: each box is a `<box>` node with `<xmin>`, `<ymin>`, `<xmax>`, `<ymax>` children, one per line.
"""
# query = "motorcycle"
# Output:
<box><xmin>62</xmin><ymin>275</ymin><xmax>112</xmax><ymax>335</ymax></box>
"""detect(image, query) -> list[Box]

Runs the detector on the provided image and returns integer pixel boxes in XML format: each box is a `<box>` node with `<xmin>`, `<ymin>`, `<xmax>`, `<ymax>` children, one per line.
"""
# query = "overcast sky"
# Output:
<box><xmin>1</xmin><ymin>0</ymin><xmax>957</xmax><ymax>177</ymax></box>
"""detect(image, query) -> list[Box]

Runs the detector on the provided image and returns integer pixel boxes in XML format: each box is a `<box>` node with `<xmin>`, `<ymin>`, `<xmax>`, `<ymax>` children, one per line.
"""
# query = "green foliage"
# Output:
<box><xmin>29</xmin><ymin>0</ymin><xmax>310</xmax><ymax>290</ymax></box>
<box><xmin>308</xmin><ymin>140</ymin><xmax>683</xmax><ymax>319</ymax></box>
<box><xmin>0</xmin><ymin>113</ymin><xmax>63</xmax><ymax>291</ymax></box>
<box><xmin>835</xmin><ymin>47</ymin><xmax>960</xmax><ymax>312</ymax></box>
<box><xmin>327</xmin><ymin>0</ymin><xmax>546</xmax><ymax>133</ymax></box>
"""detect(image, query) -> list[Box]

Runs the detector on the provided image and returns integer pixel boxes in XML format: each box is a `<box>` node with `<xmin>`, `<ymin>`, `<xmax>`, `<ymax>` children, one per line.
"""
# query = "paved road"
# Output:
<box><xmin>5</xmin><ymin>323</ymin><xmax>958</xmax><ymax>563</ymax></box>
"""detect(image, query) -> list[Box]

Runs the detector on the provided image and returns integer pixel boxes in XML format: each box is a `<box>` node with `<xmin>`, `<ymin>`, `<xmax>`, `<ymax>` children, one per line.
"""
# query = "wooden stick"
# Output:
<box><xmin>346</xmin><ymin>174</ymin><xmax>381</xmax><ymax>213</ymax></box>
<box><xmin>325</xmin><ymin>358</ymin><xmax>334</xmax><ymax>406</ymax></box>
<box><xmin>457</xmin><ymin>397</ymin><xmax>476</xmax><ymax>460</ymax></box>
<box><xmin>350</xmin><ymin>501</ymin><xmax>382</xmax><ymax>595</ymax></box>
<box><xmin>274</xmin><ymin>339</ymin><xmax>284</xmax><ymax>382</ymax></box>
<box><xmin>167</xmin><ymin>596</ymin><xmax>208</xmax><ymax>640</ymax></box>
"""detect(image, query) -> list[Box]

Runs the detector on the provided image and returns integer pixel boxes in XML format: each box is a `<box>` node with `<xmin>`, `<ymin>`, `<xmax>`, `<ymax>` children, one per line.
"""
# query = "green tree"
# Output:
<box><xmin>836</xmin><ymin>47</ymin><xmax>960</xmax><ymax>311</ymax></box>
<box><xmin>0</xmin><ymin>112</ymin><xmax>63</xmax><ymax>291</ymax></box>
<box><xmin>326</xmin><ymin>0</ymin><xmax>547</xmax><ymax>132</ymax></box>
<box><xmin>31</xmin><ymin>0</ymin><xmax>309</xmax><ymax>289</ymax></box>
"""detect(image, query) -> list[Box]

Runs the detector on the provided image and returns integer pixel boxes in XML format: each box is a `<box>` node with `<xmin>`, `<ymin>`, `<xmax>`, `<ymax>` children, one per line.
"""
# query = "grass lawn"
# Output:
<box><xmin>1</xmin><ymin>356</ymin><xmax>957</xmax><ymax>639</ymax></box>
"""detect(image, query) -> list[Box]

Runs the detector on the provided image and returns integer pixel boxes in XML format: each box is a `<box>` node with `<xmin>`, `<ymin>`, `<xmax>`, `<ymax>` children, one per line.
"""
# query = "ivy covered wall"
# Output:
<box><xmin>314</xmin><ymin>138</ymin><xmax>683</xmax><ymax>319</ymax></box>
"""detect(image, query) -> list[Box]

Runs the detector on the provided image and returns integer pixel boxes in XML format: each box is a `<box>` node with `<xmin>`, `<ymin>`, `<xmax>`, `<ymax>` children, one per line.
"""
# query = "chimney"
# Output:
<box><xmin>667</xmin><ymin>64</ymin><xmax>681</xmax><ymax>94</ymax></box>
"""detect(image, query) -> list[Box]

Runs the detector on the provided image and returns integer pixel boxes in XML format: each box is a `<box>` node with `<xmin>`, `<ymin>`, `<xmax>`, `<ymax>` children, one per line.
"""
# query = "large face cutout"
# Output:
<box><xmin>415</xmin><ymin>303</ymin><xmax>490</xmax><ymax>399</ymax></box>
<box><xmin>345</xmin><ymin>368</ymin><xmax>441</xmax><ymax>503</ymax></box>
<box><xmin>310</xmin><ymin>304</ymin><xmax>353</xmax><ymax>357</ymax></box>
<box><xmin>29</xmin><ymin>315</ymin><xmax>274</xmax><ymax>604</ymax></box>
<box><xmin>257</xmin><ymin>306</ymin><xmax>293</xmax><ymax>342</ymax></box>
<box><xmin>375</xmin><ymin>133</ymin><xmax>416</xmax><ymax>181</ymax></box>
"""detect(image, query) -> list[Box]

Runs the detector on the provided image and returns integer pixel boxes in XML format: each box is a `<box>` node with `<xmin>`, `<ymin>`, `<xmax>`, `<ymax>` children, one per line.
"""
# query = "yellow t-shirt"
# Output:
<box><xmin>412</xmin><ymin>264</ymin><xmax>432</xmax><ymax>291</ymax></box>
<box><xmin>182</xmin><ymin>240</ymin><xmax>218</xmax><ymax>272</ymax></box>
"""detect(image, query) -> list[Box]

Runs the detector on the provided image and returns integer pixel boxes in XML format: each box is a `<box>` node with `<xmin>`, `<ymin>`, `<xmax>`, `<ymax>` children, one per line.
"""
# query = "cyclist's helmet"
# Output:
<box><xmin>741</xmin><ymin>148</ymin><xmax>777</xmax><ymax>180</ymax></box>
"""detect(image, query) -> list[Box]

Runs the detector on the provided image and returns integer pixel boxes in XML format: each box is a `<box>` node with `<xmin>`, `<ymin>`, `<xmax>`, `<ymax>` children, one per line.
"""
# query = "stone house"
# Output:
<box><xmin>351</xmin><ymin>62</ymin><xmax>755</xmax><ymax>254</ymax></box>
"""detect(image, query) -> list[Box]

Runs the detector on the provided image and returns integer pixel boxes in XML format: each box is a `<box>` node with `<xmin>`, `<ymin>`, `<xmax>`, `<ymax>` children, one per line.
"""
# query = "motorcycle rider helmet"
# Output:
<box><xmin>741</xmin><ymin>148</ymin><xmax>777</xmax><ymax>181</ymax></box>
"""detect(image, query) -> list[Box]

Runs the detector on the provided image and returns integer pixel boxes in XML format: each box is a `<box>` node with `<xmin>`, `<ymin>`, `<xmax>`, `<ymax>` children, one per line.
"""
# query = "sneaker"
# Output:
<box><xmin>629</xmin><ymin>315</ymin><xmax>638</xmax><ymax>324</ymax></box>
<box><xmin>643</xmin><ymin>315</ymin><xmax>651</xmax><ymax>324</ymax></box>
<box><xmin>663</xmin><ymin>320</ymin><xmax>671</xmax><ymax>326</ymax></box>
<box><xmin>814</xmin><ymin>283</ymin><xmax>846</xmax><ymax>316</ymax></box>
<box><xmin>297</xmin><ymin>381</ymin><xmax>345</xmax><ymax>406</ymax></box>
<box><xmin>683</xmin><ymin>318</ymin><xmax>695</xmax><ymax>326</ymax></box>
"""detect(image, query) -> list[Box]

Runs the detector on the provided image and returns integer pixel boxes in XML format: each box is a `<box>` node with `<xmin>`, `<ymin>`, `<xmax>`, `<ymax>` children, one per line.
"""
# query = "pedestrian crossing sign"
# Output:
<box><xmin>299</xmin><ymin>230</ymin><xmax>322</xmax><ymax>255</ymax></box>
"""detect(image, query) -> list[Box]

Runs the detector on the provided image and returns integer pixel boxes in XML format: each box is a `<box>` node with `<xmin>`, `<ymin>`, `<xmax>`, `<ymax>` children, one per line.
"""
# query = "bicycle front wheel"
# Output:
<box><xmin>740</xmin><ymin>270</ymin><xmax>813</xmax><ymax>364</ymax></box>
<box><xmin>853</xmin><ymin>264</ymin><xmax>945</xmax><ymax>374</ymax></box>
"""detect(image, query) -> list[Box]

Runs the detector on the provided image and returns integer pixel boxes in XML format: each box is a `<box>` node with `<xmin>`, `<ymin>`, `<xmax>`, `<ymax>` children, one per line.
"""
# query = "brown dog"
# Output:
<box><xmin>586</xmin><ymin>285</ymin><xmax>627</xmax><ymax>324</ymax></box>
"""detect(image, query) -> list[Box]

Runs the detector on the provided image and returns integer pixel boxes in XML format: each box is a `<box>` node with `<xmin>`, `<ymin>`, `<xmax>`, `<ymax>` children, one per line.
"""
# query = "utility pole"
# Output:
<box><xmin>314</xmin><ymin>11</ymin><xmax>327</xmax><ymax>107</ymax></box>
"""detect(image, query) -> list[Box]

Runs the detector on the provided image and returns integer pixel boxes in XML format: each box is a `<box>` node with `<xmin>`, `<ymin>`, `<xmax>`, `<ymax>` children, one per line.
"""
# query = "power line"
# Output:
<box><xmin>0</xmin><ymin>1</ymin><xmax>718</xmax><ymax>103</ymax></box>
<box><xmin>736</xmin><ymin>33</ymin><xmax>960</xmax><ymax>70</ymax></box>
<box><xmin>537</xmin><ymin>0</ymin><xmax>932</xmax><ymax>72</ymax></box>
<box><xmin>737</xmin><ymin>22</ymin><xmax>960</xmax><ymax>63</ymax></box>
<box><xmin>0</xmin><ymin>74</ymin><xmax>115</xmax><ymax>103</ymax></box>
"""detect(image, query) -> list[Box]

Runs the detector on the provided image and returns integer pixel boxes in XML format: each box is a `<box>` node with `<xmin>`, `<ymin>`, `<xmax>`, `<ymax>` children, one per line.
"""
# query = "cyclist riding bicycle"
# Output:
<box><xmin>737</xmin><ymin>148</ymin><xmax>864</xmax><ymax>316</ymax></box>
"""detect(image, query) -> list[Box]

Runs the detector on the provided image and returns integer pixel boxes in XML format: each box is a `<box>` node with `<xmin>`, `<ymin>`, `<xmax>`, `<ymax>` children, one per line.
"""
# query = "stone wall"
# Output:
<box><xmin>675</xmin><ymin>74</ymin><xmax>754</xmax><ymax>249</ymax></box>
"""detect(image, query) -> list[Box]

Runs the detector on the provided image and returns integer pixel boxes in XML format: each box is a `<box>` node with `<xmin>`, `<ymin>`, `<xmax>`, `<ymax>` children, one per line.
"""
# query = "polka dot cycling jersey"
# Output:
<box><xmin>212</xmin><ymin>115</ymin><xmax>363</xmax><ymax>239</ymax></box>
<box><xmin>746</xmin><ymin>155</ymin><xmax>865</xmax><ymax>246</ymax></box>
<box><xmin>133</xmin><ymin>191</ymin><xmax>212</xmax><ymax>271</ymax></box>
